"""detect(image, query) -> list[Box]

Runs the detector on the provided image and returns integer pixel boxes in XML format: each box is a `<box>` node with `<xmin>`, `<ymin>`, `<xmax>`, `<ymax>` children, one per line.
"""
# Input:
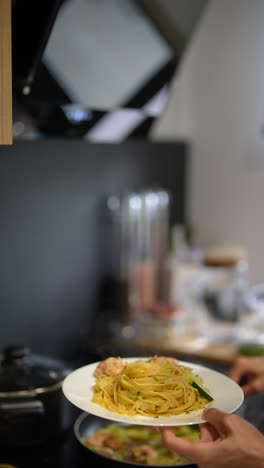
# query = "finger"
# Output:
<box><xmin>227</xmin><ymin>358</ymin><xmax>249</xmax><ymax>382</ymax></box>
<box><xmin>242</xmin><ymin>376</ymin><xmax>264</xmax><ymax>395</ymax></box>
<box><xmin>160</xmin><ymin>427</ymin><xmax>205</xmax><ymax>462</ymax></box>
<box><xmin>202</xmin><ymin>408</ymin><xmax>233</xmax><ymax>435</ymax></box>
<box><xmin>199</xmin><ymin>422</ymin><xmax>219</xmax><ymax>442</ymax></box>
<box><xmin>241</xmin><ymin>382</ymin><xmax>255</xmax><ymax>396</ymax></box>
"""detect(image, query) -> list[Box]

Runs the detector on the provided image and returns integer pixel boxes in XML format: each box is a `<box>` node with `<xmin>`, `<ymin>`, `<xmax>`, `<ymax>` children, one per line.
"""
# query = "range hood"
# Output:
<box><xmin>12</xmin><ymin>0</ymin><xmax>207</xmax><ymax>140</ymax></box>
<box><xmin>12</xmin><ymin>0</ymin><xmax>62</xmax><ymax>95</ymax></box>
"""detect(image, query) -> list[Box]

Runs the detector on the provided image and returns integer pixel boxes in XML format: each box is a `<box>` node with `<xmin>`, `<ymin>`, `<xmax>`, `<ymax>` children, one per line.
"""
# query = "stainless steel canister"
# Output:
<box><xmin>108</xmin><ymin>188</ymin><xmax>170</xmax><ymax>320</ymax></box>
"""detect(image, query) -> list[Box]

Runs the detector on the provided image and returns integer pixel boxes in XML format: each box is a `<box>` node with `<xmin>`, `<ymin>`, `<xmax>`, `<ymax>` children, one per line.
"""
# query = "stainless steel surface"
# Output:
<box><xmin>108</xmin><ymin>188</ymin><xmax>170</xmax><ymax>319</ymax></box>
<box><xmin>0</xmin><ymin>381</ymin><xmax>63</xmax><ymax>398</ymax></box>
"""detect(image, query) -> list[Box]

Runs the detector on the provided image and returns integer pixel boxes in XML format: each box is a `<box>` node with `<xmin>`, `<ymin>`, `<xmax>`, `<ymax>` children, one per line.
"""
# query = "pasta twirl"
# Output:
<box><xmin>92</xmin><ymin>357</ymin><xmax>213</xmax><ymax>418</ymax></box>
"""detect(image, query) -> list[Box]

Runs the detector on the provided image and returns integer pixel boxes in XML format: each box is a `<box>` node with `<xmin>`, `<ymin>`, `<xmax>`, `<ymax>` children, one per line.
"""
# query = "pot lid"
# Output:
<box><xmin>0</xmin><ymin>346</ymin><xmax>70</xmax><ymax>393</ymax></box>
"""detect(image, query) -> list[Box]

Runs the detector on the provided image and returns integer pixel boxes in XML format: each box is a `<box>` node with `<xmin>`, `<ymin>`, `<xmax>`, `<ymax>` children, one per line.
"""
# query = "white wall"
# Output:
<box><xmin>152</xmin><ymin>0</ymin><xmax>264</xmax><ymax>284</ymax></box>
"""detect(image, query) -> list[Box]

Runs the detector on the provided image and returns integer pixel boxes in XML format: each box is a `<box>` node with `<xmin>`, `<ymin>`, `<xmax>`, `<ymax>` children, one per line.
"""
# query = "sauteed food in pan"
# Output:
<box><xmin>84</xmin><ymin>422</ymin><xmax>199</xmax><ymax>465</ymax></box>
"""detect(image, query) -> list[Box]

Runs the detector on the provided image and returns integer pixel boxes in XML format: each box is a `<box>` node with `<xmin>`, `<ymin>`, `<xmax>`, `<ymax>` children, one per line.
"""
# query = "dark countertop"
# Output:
<box><xmin>3</xmin><ymin>395</ymin><xmax>263</xmax><ymax>468</ymax></box>
<box><xmin>0</xmin><ymin>423</ymin><xmax>125</xmax><ymax>468</ymax></box>
<box><xmin>2</xmin><ymin>394</ymin><xmax>263</xmax><ymax>468</ymax></box>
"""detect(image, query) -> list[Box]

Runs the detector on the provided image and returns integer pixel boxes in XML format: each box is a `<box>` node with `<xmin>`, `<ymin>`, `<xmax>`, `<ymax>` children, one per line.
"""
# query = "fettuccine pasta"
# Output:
<box><xmin>92</xmin><ymin>357</ymin><xmax>213</xmax><ymax>418</ymax></box>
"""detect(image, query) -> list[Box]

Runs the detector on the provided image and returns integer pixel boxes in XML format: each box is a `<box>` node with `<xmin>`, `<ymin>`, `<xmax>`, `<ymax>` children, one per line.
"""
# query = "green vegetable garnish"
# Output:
<box><xmin>191</xmin><ymin>381</ymin><xmax>214</xmax><ymax>402</ymax></box>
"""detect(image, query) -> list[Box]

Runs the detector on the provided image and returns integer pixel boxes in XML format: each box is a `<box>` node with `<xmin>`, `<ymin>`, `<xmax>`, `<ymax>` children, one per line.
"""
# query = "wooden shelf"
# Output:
<box><xmin>0</xmin><ymin>0</ymin><xmax>12</xmax><ymax>145</ymax></box>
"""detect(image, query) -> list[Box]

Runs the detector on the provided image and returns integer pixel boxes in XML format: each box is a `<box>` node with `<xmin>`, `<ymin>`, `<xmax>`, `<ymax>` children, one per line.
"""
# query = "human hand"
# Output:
<box><xmin>159</xmin><ymin>408</ymin><xmax>264</xmax><ymax>468</ymax></box>
<box><xmin>228</xmin><ymin>356</ymin><xmax>264</xmax><ymax>395</ymax></box>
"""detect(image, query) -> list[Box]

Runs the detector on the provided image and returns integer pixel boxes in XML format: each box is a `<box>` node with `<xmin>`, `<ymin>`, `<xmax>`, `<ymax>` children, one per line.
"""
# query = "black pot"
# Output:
<box><xmin>0</xmin><ymin>345</ymin><xmax>76</xmax><ymax>447</ymax></box>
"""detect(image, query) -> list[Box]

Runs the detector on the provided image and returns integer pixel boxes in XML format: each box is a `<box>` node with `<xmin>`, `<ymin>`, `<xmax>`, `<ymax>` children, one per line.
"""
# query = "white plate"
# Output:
<box><xmin>62</xmin><ymin>357</ymin><xmax>244</xmax><ymax>426</ymax></box>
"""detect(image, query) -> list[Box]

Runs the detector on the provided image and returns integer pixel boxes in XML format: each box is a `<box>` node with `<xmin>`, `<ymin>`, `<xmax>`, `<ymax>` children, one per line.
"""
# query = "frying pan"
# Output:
<box><xmin>74</xmin><ymin>412</ymin><xmax>196</xmax><ymax>467</ymax></box>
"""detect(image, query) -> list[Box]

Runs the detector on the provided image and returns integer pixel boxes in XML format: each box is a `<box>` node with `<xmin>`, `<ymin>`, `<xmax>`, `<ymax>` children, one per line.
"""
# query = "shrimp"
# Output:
<box><xmin>86</xmin><ymin>431</ymin><xmax>125</xmax><ymax>456</ymax></box>
<box><xmin>97</xmin><ymin>447</ymin><xmax>115</xmax><ymax>459</ymax></box>
<box><xmin>94</xmin><ymin>357</ymin><xmax>124</xmax><ymax>378</ymax></box>
<box><xmin>86</xmin><ymin>431</ymin><xmax>109</xmax><ymax>447</ymax></box>
<box><xmin>131</xmin><ymin>444</ymin><xmax>158</xmax><ymax>464</ymax></box>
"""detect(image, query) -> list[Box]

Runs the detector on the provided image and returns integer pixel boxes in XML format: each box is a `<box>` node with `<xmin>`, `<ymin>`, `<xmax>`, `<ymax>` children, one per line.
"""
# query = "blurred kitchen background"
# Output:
<box><xmin>3</xmin><ymin>0</ymin><xmax>264</xmax><ymax>374</ymax></box>
<box><xmin>2</xmin><ymin>0</ymin><xmax>264</xmax><ymax>465</ymax></box>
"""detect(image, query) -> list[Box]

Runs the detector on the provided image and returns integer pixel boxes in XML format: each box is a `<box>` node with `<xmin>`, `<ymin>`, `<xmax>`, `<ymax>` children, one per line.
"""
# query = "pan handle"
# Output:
<box><xmin>0</xmin><ymin>400</ymin><xmax>44</xmax><ymax>423</ymax></box>
<box><xmin>0</xmin><ymin>400</ymin><xmax>44</xmax><ymax>413</ymax></box>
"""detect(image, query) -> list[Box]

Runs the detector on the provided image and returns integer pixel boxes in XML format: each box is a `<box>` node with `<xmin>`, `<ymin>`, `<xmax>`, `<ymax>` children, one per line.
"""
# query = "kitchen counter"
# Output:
<box><xmin>85</xmin><ymin>310</ymin><xmax>243</xmax><ymax>367</ymax></box>
<box><xmin>134</xmin><ymin>334</ymin><xmax>239</xmax><ymax>366</ymax></box>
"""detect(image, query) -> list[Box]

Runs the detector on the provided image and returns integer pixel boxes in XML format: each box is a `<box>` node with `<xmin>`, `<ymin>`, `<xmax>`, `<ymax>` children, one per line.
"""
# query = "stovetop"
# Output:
<box><xmin>0</xmin><ymin>423</ymin><xmax>120</xmax><ymax>468</ymax></box>
<box><xmin>1</xmin><ymin>350</ymin><xmax>263</xmax><ymax>468</ymax></box>
<box><xmin>2</xmin><ymin>393</ymin><xmax>264</xmax><ymax>468</ymax></box>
